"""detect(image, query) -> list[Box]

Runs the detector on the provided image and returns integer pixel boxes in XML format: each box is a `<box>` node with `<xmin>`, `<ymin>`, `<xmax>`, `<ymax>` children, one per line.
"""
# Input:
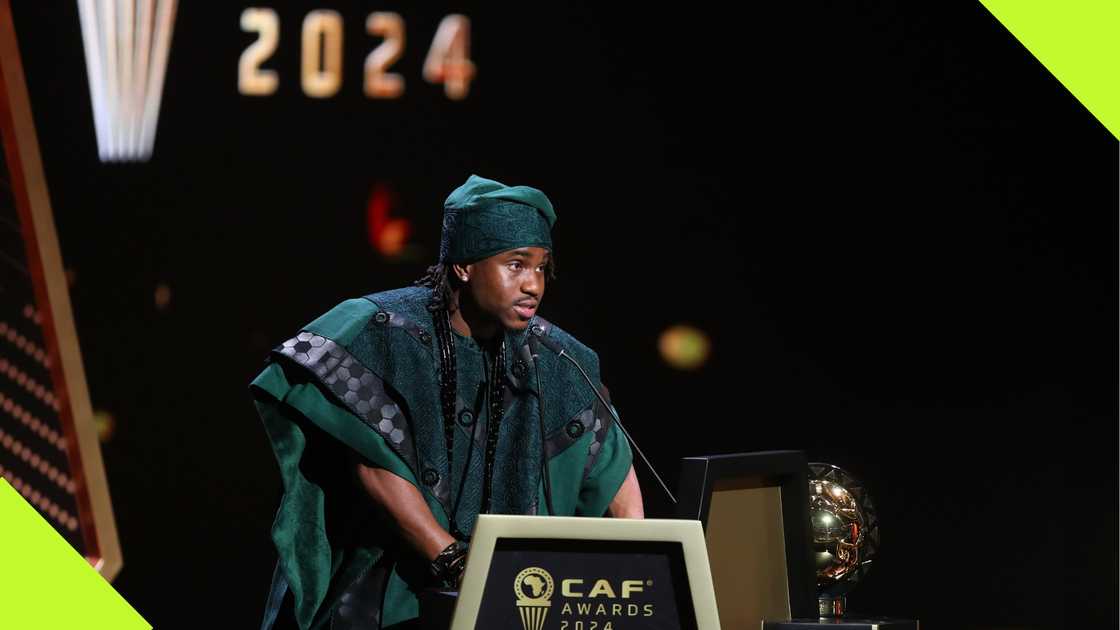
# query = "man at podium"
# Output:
<box><xmin>250</xmin><ymin>175</ymin><xmax>644</xmax><ymax>629</ymax></box>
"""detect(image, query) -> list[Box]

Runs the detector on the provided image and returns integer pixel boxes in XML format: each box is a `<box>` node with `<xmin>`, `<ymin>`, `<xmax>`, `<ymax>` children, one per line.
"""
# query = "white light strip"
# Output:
<box><xmin>115</xmin><ymin>0</ymin><xmax>132</xmax><ymax>157</ymax></box>
<box><xmin>76</xmin><ymin>0</ymin><xmax>109</xmax><ymax>160</ymax></box>
<box><xmin>130</xmin><ymin>0</ymin><xmax>154</xmax><ymax>156</ymax></box>
<box><xmin>100</xmin><ymin>0</ymin><xmax>118</xmax><ymax>159</ymax></box>
<box><xmin>76</xmin><ymin>0</ymin><xmax>176</xmax><ymax>162</ymax></box>
<box><xmin>139</xmin><ymin>0</ymin><xmax>176</xmax><ymax>160</ymax></box>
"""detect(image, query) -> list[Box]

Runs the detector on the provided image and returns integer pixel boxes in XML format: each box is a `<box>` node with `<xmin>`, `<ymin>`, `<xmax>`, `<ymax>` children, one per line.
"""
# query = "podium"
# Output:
<box><xmin>439</xmin><ymin>451</ymin><xmax>885</xmax><ymax>629</ymax></box>
<box><xmin>448</xmin><ymin>515</ymin><xmax>721</xmax><ymax>630</ymax></box>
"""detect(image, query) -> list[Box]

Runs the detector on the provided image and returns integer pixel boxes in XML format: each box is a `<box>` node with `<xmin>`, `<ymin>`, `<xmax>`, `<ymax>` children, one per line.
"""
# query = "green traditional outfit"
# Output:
<box><xmin>251</xmin><ymin>176</ymin><xmax>633</xmax><ymax>629</ymax></box>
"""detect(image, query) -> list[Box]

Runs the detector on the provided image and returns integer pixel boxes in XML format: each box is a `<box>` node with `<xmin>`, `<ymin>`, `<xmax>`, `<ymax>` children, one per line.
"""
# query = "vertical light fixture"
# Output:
<box><xmin>76</xmin><ymin>0</ymin><xmax>177</xmax><ymax>162</ymax></box>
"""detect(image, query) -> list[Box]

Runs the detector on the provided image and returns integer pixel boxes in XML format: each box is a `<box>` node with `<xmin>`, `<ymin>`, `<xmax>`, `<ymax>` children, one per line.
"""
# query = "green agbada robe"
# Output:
<box><xmin>250</xmin><ymin>286</ymin><xmax>633</xmax><ymax>629</ymax></box>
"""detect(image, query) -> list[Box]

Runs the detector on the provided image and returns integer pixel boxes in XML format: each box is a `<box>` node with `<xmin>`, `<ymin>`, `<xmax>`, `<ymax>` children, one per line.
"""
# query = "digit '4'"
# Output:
<box><xmin>423</xmin><ymin>15</ymin><xmax>475</xmax><ymax>100</ymax></box>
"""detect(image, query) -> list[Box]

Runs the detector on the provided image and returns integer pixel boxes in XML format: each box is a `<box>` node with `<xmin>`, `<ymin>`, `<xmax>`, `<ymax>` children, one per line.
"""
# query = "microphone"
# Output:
<box><xmin>528</xmin><ymin>327</ymin><xmax>568</xmax><ymax>358</ymax></box>
<box><xmin>527</xmin><ymin>334</ymin><xmax>556</xmax><ymax>517</ymax></box>
<box><xmin>529</xmin><ymin>324</ymin><xmax>678</xmax><ymax>505</ymax></box>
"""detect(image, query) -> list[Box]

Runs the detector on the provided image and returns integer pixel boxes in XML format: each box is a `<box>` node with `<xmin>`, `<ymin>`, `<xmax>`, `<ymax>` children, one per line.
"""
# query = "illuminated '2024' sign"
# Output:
<box><xmin>238</xmin><ymin>9</ymin><xmax>474</xmax><ymax>100</ymax></box>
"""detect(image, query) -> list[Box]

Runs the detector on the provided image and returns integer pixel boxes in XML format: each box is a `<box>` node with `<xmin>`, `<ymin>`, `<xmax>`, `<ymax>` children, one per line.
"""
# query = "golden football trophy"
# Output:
<box><xmin>808</xmin><ymin>463</ymin><xmax>879</xmax><ymax>618</ymax></box>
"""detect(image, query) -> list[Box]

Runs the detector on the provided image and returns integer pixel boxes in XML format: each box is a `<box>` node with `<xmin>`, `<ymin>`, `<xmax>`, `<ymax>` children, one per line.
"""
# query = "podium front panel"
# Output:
<box><xmin>451</xmin><ymin>515</ymin><xmax>721</xmax><ymax>630</ymax></box>
<box><xmin>474</xmin><ymin>538</ymin><xmax>697</xmax><ymax>630</ymax></box>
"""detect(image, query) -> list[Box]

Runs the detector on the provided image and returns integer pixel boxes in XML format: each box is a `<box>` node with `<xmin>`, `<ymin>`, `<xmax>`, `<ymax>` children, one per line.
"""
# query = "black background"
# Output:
<box><xmin>9</xmin><ymin>1</ymin><xmax>1118</xmax><ymax>628</ymax></box>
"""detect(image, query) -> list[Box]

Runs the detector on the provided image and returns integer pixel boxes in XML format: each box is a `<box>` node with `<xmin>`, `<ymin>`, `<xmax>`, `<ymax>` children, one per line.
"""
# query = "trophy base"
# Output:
<box><xmin>764</xmin><ymin>619</ymin><xmax>918</xmax><ymax>630</ymax></box>
<box><xmin>819</xmin><ymin>595</ymin><xmax>847</xmax><ymax>617</ymax></box>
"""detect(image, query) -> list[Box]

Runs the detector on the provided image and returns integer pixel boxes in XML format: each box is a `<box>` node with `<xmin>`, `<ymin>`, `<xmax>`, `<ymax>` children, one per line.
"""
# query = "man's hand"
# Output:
<box><xmin>355</xmin><ymin>462</ymin><xmax>455</xmax><ymax>562</ymax></box>
<box><xmin>607</xmin><ymin>465</ymin><xmax>644</xmax><ymax>518</ymax></box>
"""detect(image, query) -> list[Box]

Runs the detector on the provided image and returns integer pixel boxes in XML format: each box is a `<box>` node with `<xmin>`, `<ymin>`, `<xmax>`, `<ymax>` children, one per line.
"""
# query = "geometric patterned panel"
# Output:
<box><xmin>275</xmin><ymin>332</ymin><xmax>436</xmax><ymax>496</ymax></box>
<box><xmin>581</xmin><ymin>398</ymin><xmax>613</xmax><ymax>481</ymax></box>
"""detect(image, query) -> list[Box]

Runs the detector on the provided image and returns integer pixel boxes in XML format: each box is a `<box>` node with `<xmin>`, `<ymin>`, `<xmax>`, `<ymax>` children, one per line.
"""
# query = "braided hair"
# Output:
<box><xmin>413</xmin><ymin>254</ymin><xmax>556</xmax><ymax>536</ymax></box>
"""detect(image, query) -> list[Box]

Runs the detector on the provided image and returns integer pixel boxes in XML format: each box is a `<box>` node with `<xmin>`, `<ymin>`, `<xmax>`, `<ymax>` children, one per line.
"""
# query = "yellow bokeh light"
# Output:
<box><xmin>93</xmin><ymin>410</ymin><xmax>116</xmax><ymax>443</ymax></box>
<box><xmin>657</xmin><ymin>324</ymin><xmax>711</xmax><ymax>370</ymax></box>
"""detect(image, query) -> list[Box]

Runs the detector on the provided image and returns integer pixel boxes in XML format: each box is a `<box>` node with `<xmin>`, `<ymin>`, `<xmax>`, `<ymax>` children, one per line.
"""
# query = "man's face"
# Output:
<box><xmin>459</xmin><ymin>247</ymin><xmax>550</xmax><ymax>331</ymax></box>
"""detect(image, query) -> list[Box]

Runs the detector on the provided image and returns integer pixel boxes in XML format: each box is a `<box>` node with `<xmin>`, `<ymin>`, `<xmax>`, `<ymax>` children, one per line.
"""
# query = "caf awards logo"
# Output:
<box><xmin>514</xmin><ymin>567</ymin><xmax>554</xmax><ymax>630</ymax></box>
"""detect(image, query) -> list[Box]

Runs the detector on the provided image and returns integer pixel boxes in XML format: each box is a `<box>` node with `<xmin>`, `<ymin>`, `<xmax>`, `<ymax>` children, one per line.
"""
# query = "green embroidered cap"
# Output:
<box><xmin>440</xmin><ymin>174</ymin><xmax>557</xmax><ymax>264</ymax></box>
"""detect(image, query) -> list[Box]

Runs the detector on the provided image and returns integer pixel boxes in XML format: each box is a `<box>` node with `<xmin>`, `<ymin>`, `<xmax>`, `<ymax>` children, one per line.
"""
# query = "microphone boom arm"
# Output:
<box><xmin>534</xmin><ymin>336</ymin><xmax>677</xmax><ymax>506</ymax></box>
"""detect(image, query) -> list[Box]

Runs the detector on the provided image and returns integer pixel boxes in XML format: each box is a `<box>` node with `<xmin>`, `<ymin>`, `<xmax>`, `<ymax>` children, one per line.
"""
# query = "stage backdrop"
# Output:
<box><xmin>7</xmin><ymin>2</ymin><xmax>1117</xmax><ymax>628</ymax></box>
